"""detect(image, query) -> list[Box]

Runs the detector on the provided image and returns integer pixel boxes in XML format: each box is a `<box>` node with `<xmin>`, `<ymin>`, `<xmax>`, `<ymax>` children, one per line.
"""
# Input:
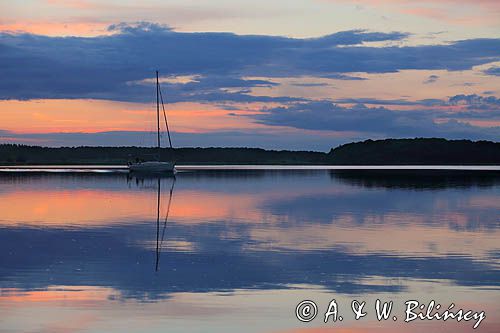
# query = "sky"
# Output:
<box><xmin>0</xmin><ymin>0</ymin><xmax>499</xmax><ymax>150</ymax></box>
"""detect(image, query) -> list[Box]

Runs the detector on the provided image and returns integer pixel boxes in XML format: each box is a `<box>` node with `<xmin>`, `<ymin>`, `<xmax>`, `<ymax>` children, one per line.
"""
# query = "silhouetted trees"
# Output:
<box><xmin>328</xmin><ymin>138</ymin><xmax>500</xmax><ymax>165</ymax></box>
<box><xmin>0</xmin><ymin>138</ymin><xmax>498</xmax><ymax>165</ymax></box>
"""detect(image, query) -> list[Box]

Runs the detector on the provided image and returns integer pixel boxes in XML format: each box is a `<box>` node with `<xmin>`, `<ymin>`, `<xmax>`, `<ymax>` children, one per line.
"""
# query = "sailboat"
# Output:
<box><xmin>129</xmin><ymin>71</ymin><xmax>175</xmax><ymax>173</ymax></box>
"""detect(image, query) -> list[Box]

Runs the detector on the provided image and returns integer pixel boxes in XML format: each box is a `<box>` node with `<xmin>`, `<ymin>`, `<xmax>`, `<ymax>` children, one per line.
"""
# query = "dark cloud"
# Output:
<box><xmin>0</xmin><ymin>23</ymin><xmax>499</xmax><ymax>102</ymax></box>
<box><xmin>417</xmin><ymin>98</ymin><xmax>448</xmax><ymax>106</ymax></box>
<box><xmin>305</xmin><ymin>29</ymin><xmax>410</xmax><ymax>46</ymax></box>
<box><xmin>253</xmin><ymin>100</ymin><xmax>500</xmax><ymax>140</ymax></box>
<box><xmin>334</xmin><ymin>94</ymin><xmax>500</xmax><ymax>110</ymax></box>
<box><xmin>154</xmin><ymin>76</ymin><xmax>303</xmax><ymax>104</ymax></box>
<box><xmin>107</xmin><ymin>21</ymin><xmax>174</xmax><ymax>34</ymax></box>
<box><xmin>483</xmin><ymin>66</ymin><xmax>500</xmax><ymax>76</ymax></box>
<box><xmin>423</xmin><ymin>74</ymin><xmax>439</xmax><ymax>84</ymax></box>
<box><xmin>334</xmin><ymin>97</ymin><xmax>420</xmax><ymax>106</ymax></box>
<box><xmin>449</xmin><ymin>93</ymin><xmax>500</xmax><ymax>105</ymax></box>
<box><xmin>445</xmin><ymin>94</ymin><xmax>500</xmax><ymax>119</ymax></box>
<box><xmin>318</xmin><ymin>73</ymin><xmax>367</xmax><ymax>80</ymax></box>
<box><xmin>291</xmin><ymin>82</ymin><xmax>330</xmax><ymax>87</ymax></box>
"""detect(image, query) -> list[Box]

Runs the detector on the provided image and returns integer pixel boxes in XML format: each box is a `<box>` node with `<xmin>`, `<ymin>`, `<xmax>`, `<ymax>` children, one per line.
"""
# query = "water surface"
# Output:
<box><xmin>0</xmin><ymin>169</ymin><xmax>499</xmax><ymax>332</ymax></box>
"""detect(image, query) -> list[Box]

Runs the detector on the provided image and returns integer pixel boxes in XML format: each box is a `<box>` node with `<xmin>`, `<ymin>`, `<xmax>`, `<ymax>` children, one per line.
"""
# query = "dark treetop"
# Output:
<box><xmin>0</xmin><ymin>138</ymin><xmax>499</xmax><ymax>165</ymax></box>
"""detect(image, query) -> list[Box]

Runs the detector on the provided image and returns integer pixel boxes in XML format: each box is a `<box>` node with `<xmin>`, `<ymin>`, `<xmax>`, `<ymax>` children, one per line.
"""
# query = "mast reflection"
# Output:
<box><xmin>155</xmin><ymin>177</ymin><xmax>175</xmax><ymax>272</ymax></box>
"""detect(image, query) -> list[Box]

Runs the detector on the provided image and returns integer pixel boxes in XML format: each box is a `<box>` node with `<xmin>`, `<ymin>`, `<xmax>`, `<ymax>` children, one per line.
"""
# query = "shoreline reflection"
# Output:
<box><xmin>0</xmin><ymin>170</ymin><xmax>498</xmax><ymax>332</ymax></box>
<box><xmin>330</xmin><ymin>169</ymin><xmax>500</xmax><ymax>189</ymax></box>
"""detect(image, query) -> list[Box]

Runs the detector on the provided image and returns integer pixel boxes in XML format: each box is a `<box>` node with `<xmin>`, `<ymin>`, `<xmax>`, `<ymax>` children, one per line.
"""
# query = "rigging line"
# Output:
<box><xmin>158</xmin><ymin>83</ymin><xmax>173</xmax><ymax>149</ymax></box>
<box><xmin>156</xmin><ymin>177</ymin><xmax>175</xmax><ymax>272</ymax></box>
<box><xmin>155</xmin><ymin>178</ymin><xmax>161</xmax><ymax>272</ymax></box>
<box><xmin>159</xmin><ymin>177</ymin><xmax>175</xmax><ymax>251</ymax></box>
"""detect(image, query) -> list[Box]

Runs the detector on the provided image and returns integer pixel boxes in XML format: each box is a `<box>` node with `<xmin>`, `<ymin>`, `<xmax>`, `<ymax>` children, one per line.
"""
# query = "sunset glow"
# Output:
<box><xmin>1</xmin><ymin>3</ymin><xmax>499</xmax><ymax>333</ymax></box>
<box><xmin>1</xmin><ymin>1</ymin><xmax>498</xmax><ymax>149</ymax></box>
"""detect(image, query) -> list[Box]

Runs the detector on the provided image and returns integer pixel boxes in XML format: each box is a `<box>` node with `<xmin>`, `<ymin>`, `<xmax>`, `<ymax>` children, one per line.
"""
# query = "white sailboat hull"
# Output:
<box><xmin>129</xmin><ymin>161</ymin><xmax>175</xmax><ymax>173</ymax></box>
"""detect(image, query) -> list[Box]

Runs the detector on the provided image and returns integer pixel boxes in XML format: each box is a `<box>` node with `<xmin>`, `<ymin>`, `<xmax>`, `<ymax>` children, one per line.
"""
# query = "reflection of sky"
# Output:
<box><xmin>1</xmin><ymin>1</ymin><xmax>500</xmax><ymax>148</ymax></box>
<box><xmin>0</xmin><ymin>171</ymin><xmax>499</xmax><ymax>332</ymax></box>
<box><xmin>2</xmin><ymin>282</ymin><xmax>499</xmax><ymax>333</ymax></box>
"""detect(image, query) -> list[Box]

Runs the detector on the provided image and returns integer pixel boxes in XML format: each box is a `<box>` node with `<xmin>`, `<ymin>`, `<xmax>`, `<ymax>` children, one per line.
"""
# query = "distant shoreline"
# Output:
<box><xmin>1</xmin><ymin>165</ymin><xmax>499</xmax><ymax>172</ymax></box>
<box><xmin>1</xmin><ymin>138</ymin><xmax>499</xmax><ymax>166</ymax></box>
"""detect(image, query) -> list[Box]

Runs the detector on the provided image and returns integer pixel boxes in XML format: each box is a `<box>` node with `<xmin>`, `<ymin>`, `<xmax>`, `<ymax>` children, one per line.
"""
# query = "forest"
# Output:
<box><xmin>1</xmin><ymin>138</ymin><xmax>499</xmax><ymax>165</ymax></box>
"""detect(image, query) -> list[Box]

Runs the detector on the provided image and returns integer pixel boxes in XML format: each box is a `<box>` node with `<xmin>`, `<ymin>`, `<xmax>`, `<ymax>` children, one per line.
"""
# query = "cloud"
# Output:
<box><xmin>440</xmin><ymin>94</ymin><xmax>500</xmax><ymax>120</ymax></box>
<box><xmin>333</xmin><ymin>98</ymin><xmax>421</xmax><ymax>106</ymax></box>
<box><xmin>305</xmin><ymin>29</ymin><xmax>409</xmax><ymax>46</ymax></box>
<box><xmin>0</xmin><ymin>23</ymin><xmax>499</xmax><ymax>102</ymax></box>
<box><xmin>2</xmin><ymin>93</ymin><xmax>497</xmax><ymax>149</ymax></box>
<box><xmin>107</xmin><ymin>21</ymin><xmax>173</xmax><ymax>34</ymax></box>
<box><xmin>423</xmin><ymin>74</ymin><xmax>439</xmax><ymax>84</ymax></box>
<box><xmin>0</xmin><ymin>224</ymin><xmax>479</xmax><ymax>298</ymax></box>
<box><xmin>290</xmin><ymin>82</ymin><xmax>330</xmax><ymax>87</ymax></box>
<box><xmin>319</xmin><ymin>73</ymin><xmax>367</xmax><ymax>80</ymax></box>
<box><xmin>333</xmin><ymin>94</ymin><xmax>500</xmax><ymax>110</ymax></box>
<box><xmin>253</xmin><ymin>101</ymin><xmax>500</xmax><ymax>140</ymax></box>
<box><xmin>140</xmin><ymin>76</ymin><xmax>301</xmax><ymax>104</ymax></box>
<box><xmin>449</xmin><ymin>94</ymin><xmax>500</xmax><ymax>108</ymax></box>
<box><xmin>483</xmin><ymin>66</ymin><xmax>500</xmax><ymax>76</ymax></box>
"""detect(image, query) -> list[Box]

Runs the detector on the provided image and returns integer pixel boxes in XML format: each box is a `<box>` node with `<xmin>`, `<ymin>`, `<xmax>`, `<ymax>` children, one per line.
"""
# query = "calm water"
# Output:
<box><xmin>0</xmin><ymin>169</ymin><xmax>499</xmax><ymax>332</ymax></box>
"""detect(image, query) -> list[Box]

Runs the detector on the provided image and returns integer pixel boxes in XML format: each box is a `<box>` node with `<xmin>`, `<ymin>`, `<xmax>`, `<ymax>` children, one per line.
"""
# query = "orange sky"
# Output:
<box><xmin>1</xmin><ymin>1</ymin><xmax>498</xmax><ymax>148</ymax></box>
<box><xmin>0</xmin><ymin>99</ymin><xmax>264</xmax><ymax>134</ymax></box>
<box><xmin>1</xmin><ymin>64</ymin><xmax>498</xmax><ymax>137</ymax></box>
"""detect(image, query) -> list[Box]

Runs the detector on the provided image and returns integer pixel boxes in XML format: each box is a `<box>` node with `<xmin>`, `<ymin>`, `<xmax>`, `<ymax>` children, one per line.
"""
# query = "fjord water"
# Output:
<box><xmin>0</xmin><ymin>170</ymin><xmax>499</xmax><ymax>332</ymax></box>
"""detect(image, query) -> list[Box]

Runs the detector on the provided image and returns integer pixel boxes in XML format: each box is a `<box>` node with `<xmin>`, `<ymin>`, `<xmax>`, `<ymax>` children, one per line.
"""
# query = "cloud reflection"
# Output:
<box><xmin>0</xmin><ymin>171</ymin><xmax>498</xmax><ymax>301</ymax></box>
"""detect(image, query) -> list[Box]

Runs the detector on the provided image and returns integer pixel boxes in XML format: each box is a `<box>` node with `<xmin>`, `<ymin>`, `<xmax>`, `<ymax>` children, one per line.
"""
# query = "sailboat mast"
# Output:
<box><xmin>156</xmin><ymin>70</ymin><xmax>161</xmax><ymax>160</ymax></box>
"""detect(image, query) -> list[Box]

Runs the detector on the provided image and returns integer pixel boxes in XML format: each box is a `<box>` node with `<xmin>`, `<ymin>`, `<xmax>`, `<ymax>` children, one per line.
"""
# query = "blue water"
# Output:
<box><xmin>0</xmin><ymin>169</ymin><xmax>499</xmax><ymax>332</ymax></box>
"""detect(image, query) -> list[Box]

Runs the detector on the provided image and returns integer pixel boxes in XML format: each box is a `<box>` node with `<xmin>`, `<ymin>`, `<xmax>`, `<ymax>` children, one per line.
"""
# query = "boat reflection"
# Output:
<box><xmin>0</xmin><ymin>170</ymin><xmax>498</xmax><ymax>333</ymax></box>
<box><xmin>155</xmin><ymin>177</ymin><xmax>175</xmax><ymax>272</ymax></box>
<box><xmin>0</xmin><ymin>171</ymin><xmax>498</xmax><ymax>298</ymax></box>
<box><xmin>127</xmin><ymin>174</ymin><xmax>176</xmax><ymax>272</ymax></box>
